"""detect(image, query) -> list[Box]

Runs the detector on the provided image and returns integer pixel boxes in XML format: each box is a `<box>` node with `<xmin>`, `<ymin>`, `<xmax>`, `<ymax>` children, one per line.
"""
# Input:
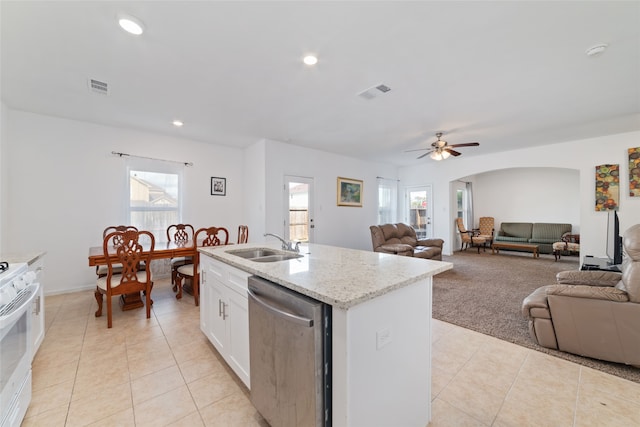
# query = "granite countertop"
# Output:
<box><xmin>0</xmin><ymin>251</ymin><xmax>47</xmax><ymax>266</ymax></box>
<box><xmin>199</xmin><ymin>243</ymin><xmax>452</xmax><ymax>310</ymax></box>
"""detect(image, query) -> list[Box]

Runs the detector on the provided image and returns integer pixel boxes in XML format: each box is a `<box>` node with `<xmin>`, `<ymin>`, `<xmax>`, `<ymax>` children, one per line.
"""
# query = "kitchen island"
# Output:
<box><xmin>199</xmin><ymin>242</ymin><xmax>451</xmax><ymax>427</ymax></box>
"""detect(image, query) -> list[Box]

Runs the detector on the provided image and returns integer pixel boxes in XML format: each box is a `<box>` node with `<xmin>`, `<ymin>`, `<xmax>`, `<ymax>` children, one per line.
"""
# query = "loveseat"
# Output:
<box><xmin>370</xmin><ymin>223</ymin><xmax>444</xmax><ymax>261</ymax></box>
<box><xmin>493</xmin><ymin>222</ymin><xmax>572</xmax><ymax>254</ymax></box>
<box><xmin>521</xmin><ymin>224</ymin><xmax>640</xmax><ymax>367</ymax></box>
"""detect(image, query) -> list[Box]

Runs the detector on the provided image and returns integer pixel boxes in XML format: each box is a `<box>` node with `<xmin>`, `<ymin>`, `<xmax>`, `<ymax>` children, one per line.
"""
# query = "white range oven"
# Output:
<box><xmin>0</xmin><ymin>262</ymin><xmax>39</xmax><ymax>427</ymax></box>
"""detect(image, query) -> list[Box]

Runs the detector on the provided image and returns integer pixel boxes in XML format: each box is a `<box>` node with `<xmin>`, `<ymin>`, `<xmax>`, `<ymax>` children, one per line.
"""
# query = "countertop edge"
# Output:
<box><xmin>0</xmin><ymin>251</ymin><xmax>47</xmax><ymax>265</ymax></box>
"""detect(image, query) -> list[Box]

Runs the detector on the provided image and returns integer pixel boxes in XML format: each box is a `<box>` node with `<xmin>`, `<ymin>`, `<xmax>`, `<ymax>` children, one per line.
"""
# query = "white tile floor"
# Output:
<box><xmin>24</xmin><ymin>279</ymin><xmax>640</xmax><ymax>426</ymax></box>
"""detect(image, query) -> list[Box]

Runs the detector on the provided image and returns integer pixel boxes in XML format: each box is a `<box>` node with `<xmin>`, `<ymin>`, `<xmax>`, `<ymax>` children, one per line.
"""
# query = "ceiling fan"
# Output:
<box><xmin>406</xmin><ymin>132</ymin><xmax>480</xmax><ymax>161</ymax></box>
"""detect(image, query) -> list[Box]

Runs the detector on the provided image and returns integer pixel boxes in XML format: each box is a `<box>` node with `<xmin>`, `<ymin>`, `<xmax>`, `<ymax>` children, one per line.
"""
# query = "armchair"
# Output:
<box><xmin>522</xmin><ymin>224</ymin><xmax>640</xmax><ymax>367</ymax></box>
<box><xmin>455</xmin><ymin>218</ymin><xmax>486</xmax><ymax>253</ymax></box>
<box><xmin>552</xmin><ymin>233</ymin><xmax>580</xmax><ymax>261</ymax></box>
<box><xmin>476</xmin><ymin>216</ymin><xmax>495</xmax><ymax>245</ymax></box>
<box><xmin>370</xmin><ymin>223</ymin><xmax>443</xmax><ymax>260</ymax></box>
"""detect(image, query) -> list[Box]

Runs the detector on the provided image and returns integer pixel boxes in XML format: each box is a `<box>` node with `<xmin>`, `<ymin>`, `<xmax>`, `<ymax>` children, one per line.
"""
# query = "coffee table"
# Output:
<box><xmin>491</xmin><ymin>242</ymin><xmax>539</xmax><ymax>258</ymax></box>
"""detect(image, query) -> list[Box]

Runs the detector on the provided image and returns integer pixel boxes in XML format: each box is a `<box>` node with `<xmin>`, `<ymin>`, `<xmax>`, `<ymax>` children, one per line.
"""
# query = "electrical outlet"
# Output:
<box><xmin>376</xmin><ymin>327</ymin><xmax>392</xmax><ymax>350</ymax></box>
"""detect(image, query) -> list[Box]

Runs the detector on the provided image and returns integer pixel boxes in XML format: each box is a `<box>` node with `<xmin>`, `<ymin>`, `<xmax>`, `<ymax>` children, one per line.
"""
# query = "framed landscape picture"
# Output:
<box><xmin>211</xmin><ymin>177</ymin><xmax>226</xmax><ymax>196</ymax></box>
<box><xmin>337</xmin><ymin>177</ymin><xmax>363</xmax><ymax>207</ymax></box>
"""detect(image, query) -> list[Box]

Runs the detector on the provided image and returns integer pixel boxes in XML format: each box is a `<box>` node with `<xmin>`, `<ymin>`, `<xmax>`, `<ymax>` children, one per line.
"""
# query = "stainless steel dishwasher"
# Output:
<box><xmin>247</xmin><ymin>276</ymin><xmax>331</xmax><ymax>427</ymax></box>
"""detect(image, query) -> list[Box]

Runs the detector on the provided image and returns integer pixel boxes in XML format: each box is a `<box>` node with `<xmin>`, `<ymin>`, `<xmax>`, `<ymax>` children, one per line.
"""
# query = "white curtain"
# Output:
<box><xmin>377</xmin><ymin>177</ymin><xmax>398</xmax><ymax>224</ymax></box>
<box><xmin>465</xmin><ymin>182</ymin><xmax>474</xmax><ymax>228</ymax></box>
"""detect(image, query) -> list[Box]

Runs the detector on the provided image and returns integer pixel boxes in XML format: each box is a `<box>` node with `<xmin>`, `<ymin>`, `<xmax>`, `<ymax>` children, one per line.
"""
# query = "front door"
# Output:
<box><xmin>405</xmin><ymin>186</ymin><xmax>433</xmax><ymax>239</ymax></box>
<box><xmin>283</xmin><ymin>176</ymin><xmax>315</xmax><ymax>243</ymax></box>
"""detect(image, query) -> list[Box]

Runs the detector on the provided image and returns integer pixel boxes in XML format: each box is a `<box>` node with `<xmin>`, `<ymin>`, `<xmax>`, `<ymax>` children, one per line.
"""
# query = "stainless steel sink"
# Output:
<box><xmin>250</xmin><ymin>254</ymin><xmax>303</xmax><ymax>262</ymax></box>
<box><xmin>226</xmin><ymin>248</ymin><xmax>303</xmax><ymax>262</ymax></box>
<box><xmin>226</xmin><ymin>248</ymin><xmax>281</xmax><ymax>259</ymax></box>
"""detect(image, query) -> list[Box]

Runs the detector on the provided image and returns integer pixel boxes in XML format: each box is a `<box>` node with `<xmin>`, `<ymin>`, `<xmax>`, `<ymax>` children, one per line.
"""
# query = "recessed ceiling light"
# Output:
<box><xmin>303</xmin><ymin>55</ymin><xmax>318</xmax><ymax>66</ymax></box>
<box><xmin>585</xmin><ymin>43</ymin><xmax>608</xmax><ymax>57</ymax></box>
<box><xmin>172</xmin><ymin>120</ymin><xmax>184</xmax><ymax>127</ymax></box>
<box><xmin>118</xmin><ymin>15</ymin><xmax>144</xmax><ymax>35</ymax></box>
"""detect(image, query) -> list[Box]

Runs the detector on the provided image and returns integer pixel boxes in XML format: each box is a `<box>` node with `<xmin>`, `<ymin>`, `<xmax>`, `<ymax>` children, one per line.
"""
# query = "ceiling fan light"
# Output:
<box><xmin>441</xmin><ymin>150</ymin><xmax>451</xmax><ymax>159</ymax></box>
<box><xmin>303</xmin><ymin>55</ymin><xmax>318</xmax><ymax>65</ymax></box>
<box><xmin>118</xmin><ymin>15</ymin><xmax>145</xmax><ymax>35</ymax></box>
<box><xmin>430</xmin><ymin>151</ymin><xmax>443</xmax><ymax>161</ymax></box>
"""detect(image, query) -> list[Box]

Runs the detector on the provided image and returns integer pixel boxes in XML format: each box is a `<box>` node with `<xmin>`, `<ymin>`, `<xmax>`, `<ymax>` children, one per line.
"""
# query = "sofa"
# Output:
<box><xmin>493</xmin><ymin>222</ymin><xmax>572</xmax><ymax>254</ymax></box>
<box><xmin>370</xmin><ymin>223</ymin><xmax>444</xmax><ymax>261</ymax></box>
<box><xmin>522</xmin><ymin>224</ymin><xmax>640</xmax><ymax>367</ymax></box>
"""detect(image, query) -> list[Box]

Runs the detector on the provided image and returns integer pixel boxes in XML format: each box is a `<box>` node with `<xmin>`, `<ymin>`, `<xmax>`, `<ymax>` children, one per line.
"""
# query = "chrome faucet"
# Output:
<box><xmin>264</xmin><ymin>233</ymin><xmax>300</xmax><ymax>253</ymax></box>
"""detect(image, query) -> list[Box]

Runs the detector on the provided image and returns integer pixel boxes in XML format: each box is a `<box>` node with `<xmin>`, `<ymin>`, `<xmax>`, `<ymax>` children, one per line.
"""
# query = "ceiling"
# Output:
<box><xmin>2</xmin><ymin>1</ymin><xmax>639</xmax><ymax>166</ymax></box>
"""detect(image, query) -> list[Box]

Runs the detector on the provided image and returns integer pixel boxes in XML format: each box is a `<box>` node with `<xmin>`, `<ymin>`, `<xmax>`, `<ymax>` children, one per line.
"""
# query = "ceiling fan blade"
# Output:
<box><xmin>416</xmin><ymin>151</ymin><xmax>432</xmax><ymax>159</ymax></box>
<box><xmin>445</xmin><ymin>148</ymin><xmax>462</xmax><ymax>156</ymax></box>
<box><xmin>404</xmin><ymin>148</ymin><xmax>429</xmax><ymax>153</ymax></box>
<box><xmin>448</xmin><ymin>142</ymin><xmax>480</xmax><ymax>148</ymax></box>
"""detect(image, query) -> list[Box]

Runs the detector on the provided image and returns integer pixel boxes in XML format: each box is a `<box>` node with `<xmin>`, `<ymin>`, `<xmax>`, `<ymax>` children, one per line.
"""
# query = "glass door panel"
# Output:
<box><xmin>406</xmin><ymin>186</ymin><xmax>433</xmax><ymax>239</ymax></box>
<box><xmin>284</xmin><ymin>176</ymin><xmax>314</xmax><ymax>243</ymax></box>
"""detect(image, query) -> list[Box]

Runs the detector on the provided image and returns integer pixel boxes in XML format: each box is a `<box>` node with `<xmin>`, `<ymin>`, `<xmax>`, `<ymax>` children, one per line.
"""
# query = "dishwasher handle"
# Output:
<box><xmin>248</xmin><ymin>288</ymin><xmax>314</xmax><ymax>327</ymax></box>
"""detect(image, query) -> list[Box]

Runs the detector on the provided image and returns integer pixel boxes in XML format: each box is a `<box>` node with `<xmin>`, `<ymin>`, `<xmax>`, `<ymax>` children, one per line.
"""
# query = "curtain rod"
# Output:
<box><xmin>111</xmin><ymin>151</ymin><xmax>193</xmax><ymax>167</ymax></box>
<box><xmin>376</xmin><ymin>176</ymin><xmax>400</xmax><ymax>181</ymax></box>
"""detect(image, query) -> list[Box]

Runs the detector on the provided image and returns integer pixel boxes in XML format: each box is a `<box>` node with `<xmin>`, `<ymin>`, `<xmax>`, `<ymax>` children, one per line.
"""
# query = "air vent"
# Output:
<box><xmin>88</xmin><ymin>78</ymin><xmax>108</xmax><ymax>95</ymax></box>
<box><xmin>357</xmin><ymin>83</ymin><xmax>391</xmax><ymax>100</ymax></box>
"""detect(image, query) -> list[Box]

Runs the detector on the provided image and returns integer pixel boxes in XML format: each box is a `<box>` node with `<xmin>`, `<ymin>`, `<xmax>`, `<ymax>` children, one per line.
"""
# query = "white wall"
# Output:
<box><xmin>243</xmin><ymin>139</ymin><xmax>267</xmax><ymax>241</ymax></box>
<box><xmin>399</xmin><ymin>131</ymin><xmax>640</xmax><ymax>258</ymax></box>
<box><xmin>0</xmin><ymin>103</ymin><xmax>6</xmax><ymax>253</ymax></box>
<box><xmin>472</xmin><ymin>167</ymin><xmax>580</xmax><ymax>229</ymax></box>
<box><xmin>264</xmin><ymin>139</ymin><xmax>398</xmax><ymax>251</ymax></box>
<box><xmin>4</xmin><ymin>109</ymin><xmax>245</xmax><ymax>294</ymax></box>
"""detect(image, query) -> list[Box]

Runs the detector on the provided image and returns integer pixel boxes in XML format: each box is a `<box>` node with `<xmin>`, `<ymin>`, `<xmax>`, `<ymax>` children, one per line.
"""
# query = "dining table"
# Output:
<box><xmin>88</xmin><ymin>240</ymin><xmax>199</xmax><ymax>311</ymax></box>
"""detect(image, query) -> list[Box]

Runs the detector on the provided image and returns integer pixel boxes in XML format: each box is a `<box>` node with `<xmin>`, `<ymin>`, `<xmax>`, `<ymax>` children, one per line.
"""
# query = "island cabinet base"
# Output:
<box><xmin>200</xmin><ymin>255</ymin><xmax>251</xmax><ymax>388</ymax></box>
<box><xmin>331</xmin><ymin>278</ymin><xmax>432</xmax><ymax>427</ymax></box>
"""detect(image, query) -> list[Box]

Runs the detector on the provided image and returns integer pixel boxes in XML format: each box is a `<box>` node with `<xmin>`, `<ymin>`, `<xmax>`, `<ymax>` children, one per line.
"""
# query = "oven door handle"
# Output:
<box><xmin>0</xmin><ymin>283</ymin><xmax>40</xmax><ymax>330</ymax></box>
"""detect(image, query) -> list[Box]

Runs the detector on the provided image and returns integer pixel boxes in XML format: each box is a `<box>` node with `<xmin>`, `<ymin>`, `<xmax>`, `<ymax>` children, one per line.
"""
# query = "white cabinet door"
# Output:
<box><xmin>208</xmin><ymin>277</ymin><xmax>228</xmax><ymax>353</ymax></box>
<box><xmin>226</xmin><ymin>287</ymin><xmax>250</xmax><ymax>387</ymax></box>
<box><xmin>30</xmin><ymin>258</ymin><xmax>45</xmax><ymax>356</ymax></box>
<box><xmin>199</xmin><ymin>255</ymin><xmax>251</xmax><ymax>388</ymax></box>
<box><xmin>200</xmin><ymin>257</ymin><xmax>227</xmax><ymax>353</ymax></box>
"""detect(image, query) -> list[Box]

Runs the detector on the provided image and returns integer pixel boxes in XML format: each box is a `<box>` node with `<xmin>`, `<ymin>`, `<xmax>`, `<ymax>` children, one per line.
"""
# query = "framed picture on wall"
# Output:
<box><xmin>211</xmin><ymin>177</ymin><xmax>226</xmax><ymax>196</ymax></box>
<box><xmin>337</xmin><ymin>177</ymin><xmax>363</xmax><ymax>207</ymax></box>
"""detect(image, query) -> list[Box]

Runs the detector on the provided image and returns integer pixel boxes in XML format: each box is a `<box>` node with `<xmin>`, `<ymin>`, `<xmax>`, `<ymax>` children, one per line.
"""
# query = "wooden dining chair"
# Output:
<box><xmin>96</xmin><ymin>225</ymin><xmax>139</xmax><ymax>278</ymax></box>
<box><xmin>94</xmin><ymin>229</ymin><xmax>155</xmax><ymax>328</ymax></box>
<box><xmin>237</xmin><ymin>225</ymin><xmax>249</xmax><ymax>244</ymax></box>
<box><xmin>166</xmin><ymin>223</ymin><xmax>195</xmax><ymax>289</ymax></box>
<box><xmin>175</xmin><ymin>226</ymin><xmax>229</xmax><ymax>306</ymax></box>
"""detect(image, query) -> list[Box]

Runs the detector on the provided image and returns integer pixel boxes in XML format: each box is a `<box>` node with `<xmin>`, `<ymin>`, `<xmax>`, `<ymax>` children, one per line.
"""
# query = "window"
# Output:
<box><xmin>377</xmin><ymin>178</ymin><xmax>398</xmax><ymax>224</ymax></box>
<box><xmin>129</xmin><ymin>169</ymin><xmax>181</xmax><ymax>240</ymax></box>
<box><xmin>456</xmin><ymin>189</ymin><xmax>464</xmax><ymax>219</ymax></box>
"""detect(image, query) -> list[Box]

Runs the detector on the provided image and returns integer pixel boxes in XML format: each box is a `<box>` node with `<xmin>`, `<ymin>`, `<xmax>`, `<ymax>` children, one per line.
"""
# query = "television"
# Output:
<box><xmin>606</xmin><ymin>210</ymin><xmax>623</xmax><ymax>266</ymax></box>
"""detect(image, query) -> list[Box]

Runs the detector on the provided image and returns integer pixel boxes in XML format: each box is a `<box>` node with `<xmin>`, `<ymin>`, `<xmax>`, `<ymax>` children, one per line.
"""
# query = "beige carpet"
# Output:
<box><xmin>433</xmin><ymin>249</ymin><xmax>640</xmax><ymax>383</ymax></box>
